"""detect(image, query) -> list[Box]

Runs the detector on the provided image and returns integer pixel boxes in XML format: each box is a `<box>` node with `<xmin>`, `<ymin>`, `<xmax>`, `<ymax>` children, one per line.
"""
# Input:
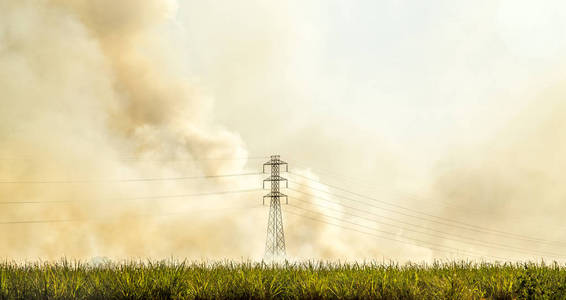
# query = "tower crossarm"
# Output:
<box><xmin>263</xmin><ymin>192</ymin><xmax>288</xmax><ymax>205</ymax></box>
<box><xmin>262</xmin><ymin>175</ymin><xmax>288</xmax><ymax>188</ymax></box>
<box><xmin>263</xmin><ymin>156</ymin><xmax>288</xmax><ymax>173</ymax></box>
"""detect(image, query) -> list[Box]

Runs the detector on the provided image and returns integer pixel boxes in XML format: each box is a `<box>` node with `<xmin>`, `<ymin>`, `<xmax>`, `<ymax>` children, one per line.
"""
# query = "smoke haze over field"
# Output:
<box><xmin>0</xmin><ymin>0</ymin><xmax>255</xmax><ymax>260</ymax></box>
<box><xmin>1</xmin><ymin>0</ymin><xmax>566</xmax><ymax>262</ymax></box>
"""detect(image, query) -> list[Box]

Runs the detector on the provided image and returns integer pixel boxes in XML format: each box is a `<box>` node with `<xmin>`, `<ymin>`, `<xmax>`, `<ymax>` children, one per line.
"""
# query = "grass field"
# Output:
<box><xmin>0</xmin><ymin>260</ymin><xmax>565</xmax><ymax>299</ymax></box>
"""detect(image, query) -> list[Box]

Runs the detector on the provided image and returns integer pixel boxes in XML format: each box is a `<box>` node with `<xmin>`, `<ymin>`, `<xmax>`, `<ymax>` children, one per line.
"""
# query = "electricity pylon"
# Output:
<box><xmin>263</xmin><ymin>155</ymin><xmax>288</xmax><ymax>260</ymax></box>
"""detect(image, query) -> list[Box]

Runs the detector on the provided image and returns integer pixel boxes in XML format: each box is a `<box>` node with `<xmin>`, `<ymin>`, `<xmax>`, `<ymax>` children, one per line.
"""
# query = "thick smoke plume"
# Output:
<box><xmin>0</xmin><ymin>0</ymin><xmax>372</xmax><ymax>262</ymax></box>
<box><xmin>0</xmin><ymin>0</ymin><xmax>258</xmax><ymax>260</ymax></box>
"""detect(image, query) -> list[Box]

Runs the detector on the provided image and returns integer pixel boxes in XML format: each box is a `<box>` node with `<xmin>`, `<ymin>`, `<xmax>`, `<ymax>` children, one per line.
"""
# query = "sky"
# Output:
<box><xmin>1</xmin><ymin>0</ymin><xmax>566</xmax><ymax>262</ymax></box>
<box><xmin>176</xmin><ymin>0</ymin><xmax>566</xmax><ymax>186</ymax></box>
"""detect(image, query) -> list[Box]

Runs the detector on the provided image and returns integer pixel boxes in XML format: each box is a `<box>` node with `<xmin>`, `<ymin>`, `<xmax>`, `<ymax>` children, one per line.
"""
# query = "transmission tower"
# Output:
<box><xmin>262</xmin><ymin>155</ymin><xmax>288</xmax><ymax>260</ymax></box>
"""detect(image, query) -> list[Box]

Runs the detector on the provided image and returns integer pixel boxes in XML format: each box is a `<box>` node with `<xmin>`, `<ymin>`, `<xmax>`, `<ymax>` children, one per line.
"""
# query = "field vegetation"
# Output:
<box><xmin>0</xmin><ymin>260</ymin><xmax>565</xmax><ymax>299</ymax></box>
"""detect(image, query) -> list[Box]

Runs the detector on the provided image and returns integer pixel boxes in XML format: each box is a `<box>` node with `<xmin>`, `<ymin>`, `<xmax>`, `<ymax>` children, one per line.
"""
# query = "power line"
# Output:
<box><xmin>287</xmin><ymin>192</ymin><xmax>566</xmax><ymax>259</ymax></box>
<box><xmin>0</xmin><ymin>188</ymin><xmax>263</xmax><ymax>205</ymax></box>
<box><xmin>0</xmin><ymin>205</ymin><xmax>262</xmax><ymax>225</ymax></box>
<box><xmin>288</xmin><ymin>177</ymin><xmax>566</xmax><ymax>247</ymax></box>
<box><xmin>0</xmin><ymin>172</ymin><xmax>262</xmax><ymax>184</ymax></box>
<box><xmin>288</xmin><ymin>160</ymin><xmax>386</xmax><ymax>194</ymax></box>
<box><xmin>282</xmin><ymin>206</ymin><xmax>506</xmax><ymax>261</ymax></box>
<box><xmin>292</xmin><ymin>162</ymin><xmax>555</xmax><ymax>230</ymax></box>
<box><xmin>0</xmin><ymin>156</ymin><xmax>269</xmax><ymax>162</ymax></box>
<box><xmin>287</xmin><ymin>173</ymin><xmax>566</xmax><ymax>247</ymax></box>
<box><xmin>116</xmin><ymin>156</ymin><xmax>269</xmax><ymax>162</ymax></box>
<box><xmin>120</xmin><ymin>188</ymin><xmax>262</xmax><ymax>201</ymax></box>
<box><xmin>289</xmin><ymin>165</ymin><xmax>563</xmax><ymax>238</ymax></box>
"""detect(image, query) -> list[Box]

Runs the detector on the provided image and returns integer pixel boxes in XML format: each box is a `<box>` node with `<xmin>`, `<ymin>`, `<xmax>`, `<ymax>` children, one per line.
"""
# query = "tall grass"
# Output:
<box><xmin>0</xmin><ymin>260</ymin><xmax>565</xmax><ymax>299</ymax></box>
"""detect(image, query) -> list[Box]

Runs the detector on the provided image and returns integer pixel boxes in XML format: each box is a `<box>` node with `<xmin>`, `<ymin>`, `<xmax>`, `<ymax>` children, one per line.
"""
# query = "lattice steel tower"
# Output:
<box><xmin>262</xmin><ymin>155</ymin><xmax>288</xmax><ymax>259</ymax></box>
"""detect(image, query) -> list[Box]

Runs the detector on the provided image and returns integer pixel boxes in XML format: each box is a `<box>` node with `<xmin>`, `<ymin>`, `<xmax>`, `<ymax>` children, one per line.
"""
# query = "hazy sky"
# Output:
<box><xmin>2</xmin><ymin>0</ymin><xmax>566</xmax><ymax>262</ymax></box>
<box><xmin>176</xmin><ymin>0</ymin><xmax>566</xmax><ymax>185</ymax></box>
